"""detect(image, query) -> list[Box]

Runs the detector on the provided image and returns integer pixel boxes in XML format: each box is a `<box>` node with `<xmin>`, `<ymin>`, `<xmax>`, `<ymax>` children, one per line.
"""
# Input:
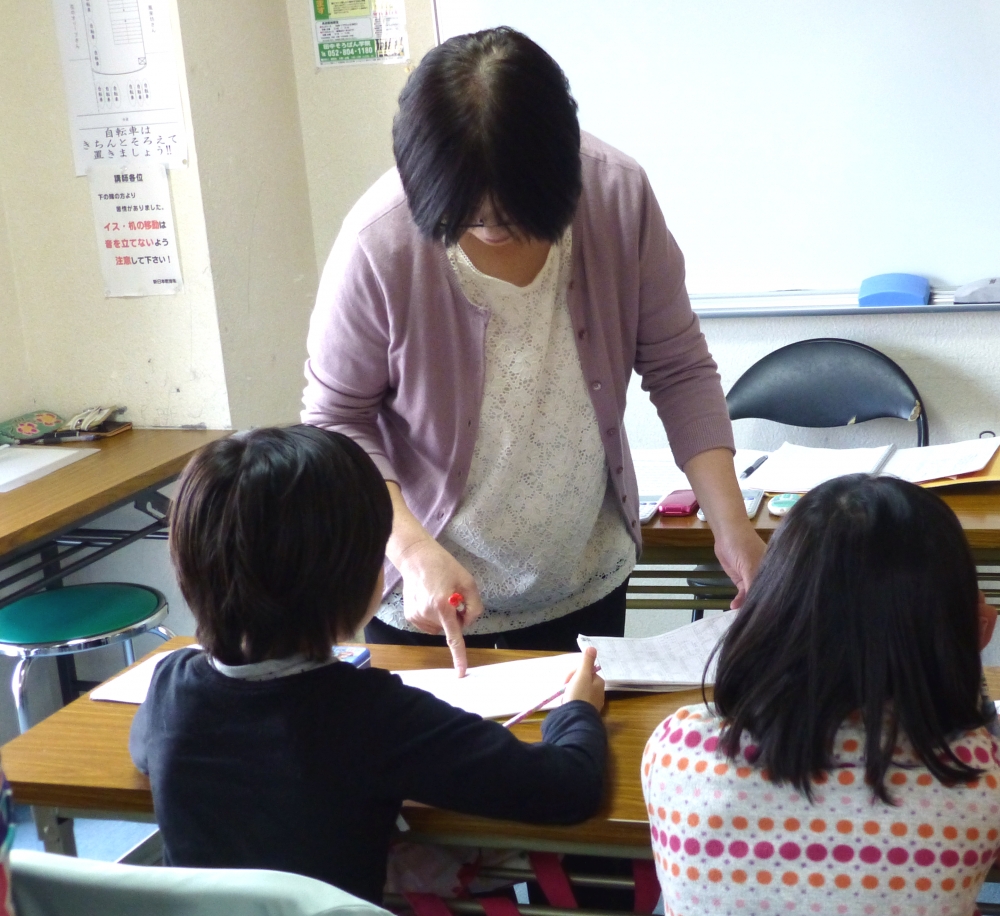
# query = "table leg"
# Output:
<box><xmin>32</xmin><ymin>806</ymin><xmax>77</xmax><ymax>856</ymax></box>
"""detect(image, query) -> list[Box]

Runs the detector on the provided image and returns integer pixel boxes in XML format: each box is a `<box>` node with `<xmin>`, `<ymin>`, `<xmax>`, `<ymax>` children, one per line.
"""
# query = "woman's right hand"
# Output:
<box><xmin>395</xmin><ymin>535</ymin><xmax>483</xmax><ymax>676</ymax></box>
<box><xmin>563</xmin><ymin>647</ymin><xmax>605</xmax><ymax>713</ymax></box>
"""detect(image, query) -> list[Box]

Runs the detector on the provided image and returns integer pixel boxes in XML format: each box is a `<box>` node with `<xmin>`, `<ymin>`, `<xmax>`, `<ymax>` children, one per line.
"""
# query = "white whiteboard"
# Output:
<box><xmin>435</xmin><ymin>1</ymin><xmax>1000</xmax><ymax>314</ymax></box>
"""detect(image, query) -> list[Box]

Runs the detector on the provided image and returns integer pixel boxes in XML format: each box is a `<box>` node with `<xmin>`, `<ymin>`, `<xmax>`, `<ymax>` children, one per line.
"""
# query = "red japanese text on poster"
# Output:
<box><xmin>88</xmin><ymin>163</ymin><xmax>182</xmax><ymax>297</ymax></box>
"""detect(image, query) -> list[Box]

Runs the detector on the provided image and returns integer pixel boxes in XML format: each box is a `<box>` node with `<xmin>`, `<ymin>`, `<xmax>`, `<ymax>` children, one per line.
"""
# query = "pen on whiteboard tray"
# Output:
<box><xmin>502</xmin><ymin>664</ymin><xmax>602</xmax><ymax>729</ymax></box>
<box><xmin>739</xmin><ymin>455</ymin><xmax>768</xmax><ymax>479</ymax></box>
<box><xmin>448</xmin><ymin>592</ymin><xmax>466</xmax><ymax>615</ymax></box>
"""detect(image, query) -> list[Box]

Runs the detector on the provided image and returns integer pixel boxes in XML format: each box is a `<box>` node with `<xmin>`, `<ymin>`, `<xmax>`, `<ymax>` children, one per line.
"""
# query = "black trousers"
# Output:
<box><xmin>363</xmin><ymin>578</ymin><xmax>629</xmax><ymax>652</ymax></box>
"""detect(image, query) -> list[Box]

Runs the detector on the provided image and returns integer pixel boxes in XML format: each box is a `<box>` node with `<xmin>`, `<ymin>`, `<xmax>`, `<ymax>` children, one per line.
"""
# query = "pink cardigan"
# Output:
<box><xmin>302</xmin><ymin>133</ymin><xmax>734</xmax><ymax>593</ymax></box>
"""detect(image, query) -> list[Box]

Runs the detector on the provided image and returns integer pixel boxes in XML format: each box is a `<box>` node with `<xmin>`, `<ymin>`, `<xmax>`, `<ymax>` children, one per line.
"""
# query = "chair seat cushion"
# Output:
<box><xmin>0</xmin><ymin>584</ymin><xmax>161</xmax><ymax>646</ymax></box>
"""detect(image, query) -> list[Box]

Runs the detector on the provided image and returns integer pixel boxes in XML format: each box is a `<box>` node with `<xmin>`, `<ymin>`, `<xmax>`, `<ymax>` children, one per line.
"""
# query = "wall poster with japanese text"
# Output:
<box><xmin>53</xmin><ymin>0</ymin><xmax>188</xmax><ymax>176</ymax></box>
<box><xmin>312</xmin><ymin>0</ymin><xmax>408</xmax><ymax>66</ymax></box>
<box><xmin>89</xmin><ymin>164</ymin><xmax>182</xmax><ymax>297</ymax></box>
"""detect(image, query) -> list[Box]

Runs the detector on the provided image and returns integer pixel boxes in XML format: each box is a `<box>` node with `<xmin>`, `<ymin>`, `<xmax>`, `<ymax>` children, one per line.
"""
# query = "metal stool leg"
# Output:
<box><xmin>124</xmin><ymin>624</ymin><xmax>174</xmax><ymax>665</ymax></box>
<box><xmin>150</xmin><ymin>625</ymin><xmax>176</xmax><ymax>642</ymax></box>
<box><xmin>12</xmin><ymin>655</ymin><xmax>34</xmax><ymax>734</ymax></box>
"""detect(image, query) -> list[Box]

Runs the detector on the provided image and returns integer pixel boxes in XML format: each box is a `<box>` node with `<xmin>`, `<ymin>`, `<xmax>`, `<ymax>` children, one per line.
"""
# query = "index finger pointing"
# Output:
<box><xmin>441</xmin><ymin>612</ymin><xmax>469</xmax><ymax>678</ymax></box>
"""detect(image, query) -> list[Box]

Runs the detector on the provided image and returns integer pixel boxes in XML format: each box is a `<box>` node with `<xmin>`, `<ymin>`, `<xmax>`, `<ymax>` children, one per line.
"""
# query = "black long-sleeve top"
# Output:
<box><xmin>129</xmin><ymin>649</ymin><xmax>606</xmax><ymax>903</ymax></box>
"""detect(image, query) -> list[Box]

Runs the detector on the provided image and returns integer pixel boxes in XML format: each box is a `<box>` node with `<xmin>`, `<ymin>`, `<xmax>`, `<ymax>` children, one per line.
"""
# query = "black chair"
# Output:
<box><xmin>726</xmin><ymin>338</ymin><xmax>927</xmax><ymax>446</ymax></box>
<box><xmin>688</xmin><ymin>338</ymin><xmax>928</xmax><ymax>619</ymax></box>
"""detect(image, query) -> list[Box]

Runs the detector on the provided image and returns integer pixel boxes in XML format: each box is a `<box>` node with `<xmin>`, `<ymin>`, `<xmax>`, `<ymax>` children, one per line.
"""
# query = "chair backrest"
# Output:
<box><xmin>10</xmin><ymin>850</ymin><xmax>393</xmax><ymax>916</ymax></box>
<box><xmin>726</xmin><ymin>338</ymin><xmax>928</xmax><ymax>446</ymax></box>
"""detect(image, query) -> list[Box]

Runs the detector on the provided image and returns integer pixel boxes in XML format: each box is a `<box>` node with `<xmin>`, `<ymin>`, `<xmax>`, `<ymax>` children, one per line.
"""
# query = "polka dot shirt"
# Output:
<box><xmin>641</xmin><ymin>704</ymin><xmax>1000</xmax><ymax>916</ymax></box>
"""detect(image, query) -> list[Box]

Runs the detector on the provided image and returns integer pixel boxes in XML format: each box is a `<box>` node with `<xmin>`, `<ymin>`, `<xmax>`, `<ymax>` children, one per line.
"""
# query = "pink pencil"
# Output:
<box><xmin>502</xmin><ymin>664</ymin><xmax>601</xmax><ymax>728</ymax></box>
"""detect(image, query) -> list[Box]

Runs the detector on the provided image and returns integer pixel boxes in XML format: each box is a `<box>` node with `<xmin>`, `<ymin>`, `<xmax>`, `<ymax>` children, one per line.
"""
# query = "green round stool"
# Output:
<box><xmin>0</xmin><ymin>584</ymin><xmax>173</xmax><ymax>733</ymax></box>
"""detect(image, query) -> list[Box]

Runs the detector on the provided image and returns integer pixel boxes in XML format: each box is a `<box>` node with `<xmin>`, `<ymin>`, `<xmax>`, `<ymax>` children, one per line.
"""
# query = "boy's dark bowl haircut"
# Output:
<box><xmin>169</xmin><ymin>426</ymin><xmax>392</xmax><ymax>665</ymax></box>
<box><xmin>393</xmin><ymin>26</ymin><xmax>581</xmax><ymax>246</ymax></box>
<box><xmin>712</xmin><ymin>473</ymin><xmax>986</xmax><ymax>802</ymax></box>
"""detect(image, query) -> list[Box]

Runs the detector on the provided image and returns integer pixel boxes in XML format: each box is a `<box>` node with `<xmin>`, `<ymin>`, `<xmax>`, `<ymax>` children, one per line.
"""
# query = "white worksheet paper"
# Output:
<box><xmin>0</xmin><ymin>446</ymin><xmax>98</xmax><ymax>493</ymax></box>
<box><xmin>90</xmin><ymin>648</ymin><xmax>188</xmax><ymax>703</ymax></box>
<box><xmin>578</xmin><ymin>613</ymin><xmax>735</xmax><ymax>691</ymax></box>
<box><xmin>93</xmin><ymin>648</ymin><xmax>579</xmax><ymax>715</ymax></box>
<box><xmin>883</xmin><ymin>438</ymin><xmax>1000</xmax><ymax>483</ymax></box>
<box><xmin>743</xmin><ymin>442</ymin><xmax>894</xmax><ymax>493</ymax></box>
<box><xmin>394</xmin><ymin>653</ymin><xmax>581</xmax><ymax>720</ymax></box>
<box><xmin>631</xmin><ymin>448</ymin><xmax>767</xmax><ymax>496</ymax></box>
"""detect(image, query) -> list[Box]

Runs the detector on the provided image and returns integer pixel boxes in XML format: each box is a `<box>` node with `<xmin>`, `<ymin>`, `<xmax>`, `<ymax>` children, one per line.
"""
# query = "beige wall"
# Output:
<box><xmin>0</xmin><ymin>1</ymin><xmax>231</xmax><ymax>429</ymax></box>
<box><xmin>176</xmin><ymin>1</ymin><xmax>320</xmax><ymax>429</ymax></box>
<box><xmin>0</xmin><ymin>4</ymin><xmax>46</xmax><ymax>421</ymax></box>
<box><xmin>287</xmin><ymin>0</ymin><xmax>438</xmax><ymax>270</ymax></box>
<box><xmin>0</xmin><ymin>191</ymin><xmax>30</xmax><ymax>417</ymax></box>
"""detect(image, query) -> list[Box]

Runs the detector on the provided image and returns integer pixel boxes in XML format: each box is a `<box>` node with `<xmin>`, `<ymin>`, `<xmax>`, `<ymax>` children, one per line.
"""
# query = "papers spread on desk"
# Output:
<box><xmin>742</xmin><ymin>442</ymin><xmax>895</xmax><ymax>493</ymax></box>
<box><xmin>90</xmin><ymin>648</ymin><xmax>191</xmax><ymax>704</ymax></box>
<box><xmin>0</xmin><ymin>445</ymin><xmax>99</xmax><ymax>493</ymax></box>
<box><xmin>394</xmin><ymin>653</ymin><xmax>581</xmax><ymax>720</ymax></box>
<box><xmin>94</xmin><ymin>648</ymin><xmax>580</xmax><ymax>716</ymax></box>
<box><xmin>578</xmin><ymin>613</ymin><xmax>735</xmax><ymax>691</ymax></box>
<box><xmin>883</xmin><ymin>438</ymin><xmax>1000</xmax><ymax>485</ymax></box>
<box><xmin>631</xmin><ymin>448</ymin><xmax>768</xmax><ymax>496</ymax></box>
<box><xmin>742</xmin><ymin>438</ymin><xmax>1000</xmax><ymax>493</ymax></box>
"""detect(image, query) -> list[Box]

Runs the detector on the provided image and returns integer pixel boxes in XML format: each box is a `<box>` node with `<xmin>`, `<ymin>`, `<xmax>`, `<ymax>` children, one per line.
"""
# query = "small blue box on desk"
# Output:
<box><xmin>333</xmin><ymin>645</ymin><xmax>371</xmax><ymax>668</ymax></box>
<box><xmin>858</xmin><ymin>273</ymin><xmax>930</xmax><ymax>306</ymax></box>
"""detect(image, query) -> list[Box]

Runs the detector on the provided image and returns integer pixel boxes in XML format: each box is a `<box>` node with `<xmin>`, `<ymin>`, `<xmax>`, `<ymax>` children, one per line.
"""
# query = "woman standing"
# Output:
<box><xmin>302</xmin><ymin>27</ymin><xmax>764</xmax><ymax>674</ymax></box>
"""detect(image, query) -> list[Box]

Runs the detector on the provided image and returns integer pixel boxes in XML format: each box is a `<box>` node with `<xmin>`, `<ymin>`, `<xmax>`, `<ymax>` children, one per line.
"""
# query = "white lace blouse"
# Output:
<box><xmin>378</xmin><ymin>229</ymin><xmax>634</xmax><ymax>634</ymax></box>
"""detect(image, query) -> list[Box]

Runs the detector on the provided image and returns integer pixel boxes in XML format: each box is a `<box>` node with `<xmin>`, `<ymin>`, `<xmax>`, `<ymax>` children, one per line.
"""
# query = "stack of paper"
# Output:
<box><xmin>884</xmin><ymin>438</ymin><xmax>1000</xmax><ymax>485</ymax></box>
<box><xmin>578</xmin><ymin>613</ymin><xmax>735</xmax><ymax>691</ymax></box>
<box><xmin>741</xmin><ymin>438</ymin><xmax>1000</xmax><ymax>493</ymax></box>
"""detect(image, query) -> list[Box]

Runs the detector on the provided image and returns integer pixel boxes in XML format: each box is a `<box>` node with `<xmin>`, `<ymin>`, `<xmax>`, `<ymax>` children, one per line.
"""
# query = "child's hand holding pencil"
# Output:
<box><xmin>564</xmin><ymin>646</ymin><xmax>604</xmax><ymax>712</ymax></box>
<box><xmin>503</xmin><ymin>647</ymin><xmax>604</xmax><ymax>727</ymax></box>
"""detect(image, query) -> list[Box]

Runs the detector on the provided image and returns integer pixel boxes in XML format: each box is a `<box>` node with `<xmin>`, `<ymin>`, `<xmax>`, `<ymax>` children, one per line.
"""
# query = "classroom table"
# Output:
<box><xmin>0</xmin><ymin>428</ymin><xmax>230</xmax><ymax>699</ymax></box>
<box><xmin>4</xmin><ymin>640</ymin><xmax>1000</xmax><ymax>859</ymax></box>
<box><xmin>635</xmin><ymin>483</ymin><xmax>1000</xmax><ymax>613</ymax></box>
<box><xmin>0</xmin><ymin>428</ymin><xmax>231</xmax><ymax>591</ymax></box>
<box><xmin>641</xmin><ymin>482</ymin><xmax>1000</xmax><ymax>563</ymax></box>
<box><xmin>0</xmin><ymin>639</ymin><xmax>690</xmax><ymax>861</ymax></box>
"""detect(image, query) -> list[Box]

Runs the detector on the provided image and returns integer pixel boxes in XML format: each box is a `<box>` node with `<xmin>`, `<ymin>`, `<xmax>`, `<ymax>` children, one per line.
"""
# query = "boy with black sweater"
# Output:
<box><xmin>130</xmin><ymin>426</ymin><xmax>606</xmax><ymax>903</ymax></box>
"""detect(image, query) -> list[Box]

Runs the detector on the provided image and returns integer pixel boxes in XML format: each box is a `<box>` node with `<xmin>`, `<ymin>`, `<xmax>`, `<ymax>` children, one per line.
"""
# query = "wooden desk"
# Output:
<box><xmin>641</xmin><ymin>483</ymin><xmax>1000</xmax><ymax>562</ymax></box>
<box><xmin>636</xmin><ymin>484</ymin><xmax>1000</xmax><ymax>612</ymax></box>
<box><xmin>0</xmin><ymin>428</ymin><xmax>230</xmax><ymax>705</ymax></box>
<box><xmin>0</xmin><ymin>429</ymin><xmax>230</xmax><ymax>562</ymax></box>
<box><xmin>4</xmin><ymin>644</ymin><xmax>1000</xmax><ymax>861</ymax></box>
<box><xmin>0</xmin><ymin>429</ymin><xmax>230</xmax><ymax>608</ymax></box>
<box><xmin>0</xmin><ymin>640</ymin><xmax>692</xmax><ymax>858</ymax></box>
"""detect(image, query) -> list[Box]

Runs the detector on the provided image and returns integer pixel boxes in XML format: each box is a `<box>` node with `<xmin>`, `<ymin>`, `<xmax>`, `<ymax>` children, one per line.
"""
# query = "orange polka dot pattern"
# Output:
<box><xmin>641</xmin><ymin>705</ymin><xmax>1000</xmax><ymax>915</ymax></box>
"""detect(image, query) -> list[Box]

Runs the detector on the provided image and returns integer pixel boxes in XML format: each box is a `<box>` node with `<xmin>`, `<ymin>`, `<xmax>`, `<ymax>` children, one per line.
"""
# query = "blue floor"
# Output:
<box><xmin>11</xmin><ymin>804</ymin><xmax>157</xmax><ymax>862</ymax></box>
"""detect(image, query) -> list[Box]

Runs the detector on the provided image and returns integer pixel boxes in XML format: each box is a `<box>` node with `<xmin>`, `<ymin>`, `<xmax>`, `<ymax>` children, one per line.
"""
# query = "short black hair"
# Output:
<box><xmin>169</xmin><ymin>426</ymin><xmax>392</xmax><ymax>665</ymax></box>
<box><xmin>711</xmin><ymin>474</ymin><xmax>986</xmax><ymax>802</ymax></box>
<box><xmin>393</xmin><ymin>27</ymin><xmax>582</xmax><ymax>246</ymax></box>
